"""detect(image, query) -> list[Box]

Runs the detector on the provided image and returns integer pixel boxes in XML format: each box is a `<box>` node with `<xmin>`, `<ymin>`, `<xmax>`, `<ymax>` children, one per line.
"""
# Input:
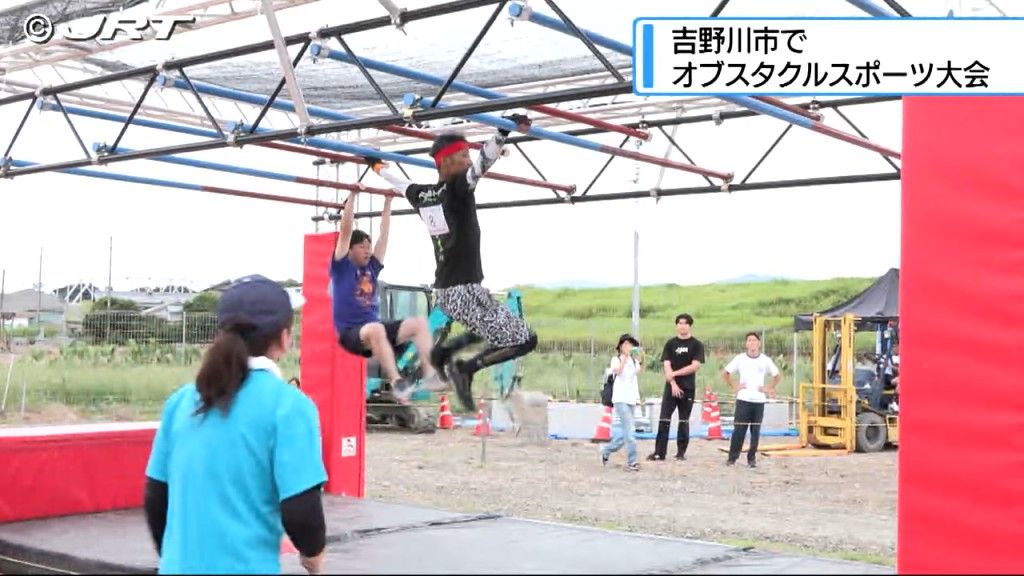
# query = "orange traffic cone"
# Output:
<box><xmin>591</xmin><ymin>405</ymin><xmax>613</xmax><ymax>443</ymax></box>
<box><xmin>472</xmin><ymin>400</ymin><xmax>491</xmax><ymax>436</ymax></box>
<box><xmin>702</xmin><ymin>386</ymin><xmax>713</xmax><ymax>423</ymax></box>
<box><xmin>437</xmin><ymin>394</ymin><xmax>453</xmax><ymax>429</ymax></box>
<box><xmin>705</xmin><ymin>390</ymin><xmax>723</xmax><ymax>440</ymax></box>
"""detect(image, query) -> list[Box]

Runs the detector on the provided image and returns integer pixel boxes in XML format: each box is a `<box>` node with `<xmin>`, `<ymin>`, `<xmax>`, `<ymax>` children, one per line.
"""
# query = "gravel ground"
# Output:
<box><xmin>365</xmin><ymin>428</ymin><xmax>897</xmax><ymax>564</ymax></box>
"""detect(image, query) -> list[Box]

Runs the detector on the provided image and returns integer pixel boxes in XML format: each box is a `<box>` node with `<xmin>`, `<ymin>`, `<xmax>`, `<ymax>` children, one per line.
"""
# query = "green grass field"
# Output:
<box><xmin>516</xmin><ymin>275</ymin><xmax>874</xmax><ymax>346</ymax></box>
<box><xmin>0</xmin><ymin>276</ymin><xmax>877</xmax><ymax>422</ymax></box>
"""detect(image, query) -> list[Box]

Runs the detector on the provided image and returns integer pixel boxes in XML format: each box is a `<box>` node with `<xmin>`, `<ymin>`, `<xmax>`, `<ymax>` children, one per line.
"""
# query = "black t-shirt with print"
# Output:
<box><xmin>406</xmin><ymin>172</ymin><xmax>483</xmax><ymax>289</ymax></box>
<box><xmin>661</xmin><ymin>336</ymin><xmax>706</xmax><ymax>391</ymax></box>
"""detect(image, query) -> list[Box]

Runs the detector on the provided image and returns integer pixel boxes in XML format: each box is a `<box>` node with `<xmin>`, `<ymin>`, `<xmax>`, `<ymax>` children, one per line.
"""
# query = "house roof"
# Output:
<box><xmin>0</xmin><ymin>289</ymin><xmax>65</xmax><ymax>315</ymax></box>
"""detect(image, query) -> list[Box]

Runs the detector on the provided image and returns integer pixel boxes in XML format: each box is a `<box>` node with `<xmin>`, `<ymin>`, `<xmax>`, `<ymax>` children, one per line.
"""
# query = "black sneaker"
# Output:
<box><xmin>674</xmin><ymin>454</ymin><xmax>687</xmax><ymax>461</ymax></box>
<box><xmin>430</xmin><ymin>345</ymin><xmax>450</xmax><ymax>379</ymax></box>
<box><xmin>747</xmin><ymin>460</ymin><xmax>757</xmax><ymax>468</ymax></box>
<box><xmin>646</xmin><ymin>453</ymin><xmax>665</xmax><ymax>462</ymax></box>
<box><xmin>600</xmin><ymin>447</ymin><xmax>609</xmax><ymax>467</ymax></box>
<box><xmin>447</xmin><ymin>359</ymin><xmax>475</xmax><ymax>412</ymax></box>
<box><xmin>726</xmin><ymin>459</ymin><xmax>736</xmax><ymax>466</ymax></box>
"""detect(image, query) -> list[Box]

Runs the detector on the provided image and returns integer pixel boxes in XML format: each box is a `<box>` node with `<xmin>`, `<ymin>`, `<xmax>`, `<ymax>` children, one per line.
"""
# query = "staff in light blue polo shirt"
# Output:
<box><xmin>143</xmin><ymin>275</ymin><xmax>328</xmax><ymax>574</ymax></box>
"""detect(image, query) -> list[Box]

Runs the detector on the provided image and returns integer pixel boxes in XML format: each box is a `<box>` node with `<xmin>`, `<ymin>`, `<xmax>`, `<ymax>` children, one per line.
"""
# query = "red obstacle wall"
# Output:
<box><xmin>0</xmin><ymin>423</ymin><xmax>156</xmax><ymax>522</ymax></box>
<box><xmin>301</xmin><ymin>232</ymin><xmax>366</xmax><ymax>497</ymax></box>
<box><xmin>899</xmin><ymin>96</ymin><xmax>1024</xmax><ymax>573</ymax></box>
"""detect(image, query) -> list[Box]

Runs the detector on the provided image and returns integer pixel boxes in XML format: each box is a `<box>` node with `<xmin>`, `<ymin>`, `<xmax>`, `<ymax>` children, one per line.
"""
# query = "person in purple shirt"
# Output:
<box><xmin>330</xmin><ymin>189</ymin><xmax>446</xmax><ymax>402</ymax></box>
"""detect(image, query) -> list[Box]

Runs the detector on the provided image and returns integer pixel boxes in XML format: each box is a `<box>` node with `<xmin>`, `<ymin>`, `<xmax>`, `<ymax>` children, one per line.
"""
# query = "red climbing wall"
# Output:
<box><xmin>301</xmin><ymin>232</ymin><xmax>366</xmax><ymax>497</ymax></box>
<box><xmin>899</xmin><ymin>96</ymin><xmax>1024</xmax><ymax>573</ymax></box>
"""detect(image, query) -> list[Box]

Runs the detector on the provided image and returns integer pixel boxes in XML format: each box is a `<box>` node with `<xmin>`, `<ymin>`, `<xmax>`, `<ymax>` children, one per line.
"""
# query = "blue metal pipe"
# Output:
<box><xmin>5</xmin><ymin>159</ymin><xmax>346</xmax><ymax>209</ymax></box>
<box><xmin>160</xmin><ymin>53</ymin><xmax>721</xmax><ymax>176</ymax></box>
<box><xmin>309</xmin><ymin>43</ymin><xmax>505</xmax><ymax>106</ymax></box>
<box><xmin>38</xmin><ymin>100</ymin><xmax>438</xmax><ymax>170</ymax></box>
<box><xmin>507</xmin><ymin>2</ymin><xmax>901</xmax><ymax>159</ymax></box>
<box><xmin>507</xmin><ymin>2</ymin><xmax>815</xmax><ymax>129</ymax></box>
<box><xmin>398</xmin><ymin>94</ymin><xmax>732</xmax><ymax>179</ymax></box>
<box><xmin>98</xmin><ymin>142</ymin><xmax>297</xmax><ymax>184</ymax></box>
<box><xmin>307</xmin><ymin>43</ymin><xmax>651</xmax><ymax>140</ymax></box>
<box><xmin>157</xmin><ymin>73</ymin><xmax>359</xmax><ymax>124</ymax></box>
<box><xmin>8</xmin><ymin>158</ymin><xmax>207</xmax><ymax>191</ymax></box>
<box><xmin>508</xmin><ymin>2</ymin><xmax>631</xmax><ymax>54</ymax></box>
<box><xmin>99</xmin><ymin>144</ymin><xmax>400</xmax><ymax>195</ymax></box>
<box><xmin>401</xmin><ymin>93</ymin><xmax>603</xmax><ymax>151</ymax></box>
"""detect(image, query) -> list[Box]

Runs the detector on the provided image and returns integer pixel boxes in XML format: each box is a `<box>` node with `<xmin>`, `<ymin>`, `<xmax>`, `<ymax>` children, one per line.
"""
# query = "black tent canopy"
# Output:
<box><xmin>793</xmin><ymin>268</ymin><xmax>900</xmax><ymax>331</ymax></box>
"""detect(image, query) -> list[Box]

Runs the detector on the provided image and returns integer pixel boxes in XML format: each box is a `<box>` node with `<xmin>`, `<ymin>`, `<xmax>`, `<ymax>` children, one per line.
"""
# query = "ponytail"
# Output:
<box><xmin>194</xmin><ymin>316</ymin><xmax>291</xmax><ymax>416</ymax></box>
<box><xmin>195</xmin><ymin>326</ymin><xmax>251</xmax><ymax>416</ymax></box>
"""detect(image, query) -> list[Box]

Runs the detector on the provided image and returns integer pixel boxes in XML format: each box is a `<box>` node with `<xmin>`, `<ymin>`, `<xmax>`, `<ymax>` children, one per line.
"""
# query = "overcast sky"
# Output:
<box><xmin>0</xmin><ymin>0</ymin><xmax>1011</xmax><ymax>293</ymax></box>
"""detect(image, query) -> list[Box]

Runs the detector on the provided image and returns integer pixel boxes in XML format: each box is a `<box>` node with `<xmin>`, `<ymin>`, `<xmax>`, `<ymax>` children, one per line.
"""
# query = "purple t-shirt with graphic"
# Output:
<box><xmin>329</xmin><ymin>254</ymin><xmax>383</xmax><ymax>333</ymax></box>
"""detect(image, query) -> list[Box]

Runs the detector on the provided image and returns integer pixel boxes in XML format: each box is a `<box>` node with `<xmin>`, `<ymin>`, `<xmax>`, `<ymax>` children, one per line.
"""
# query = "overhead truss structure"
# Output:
<box><xmin>0</xmin><ymin>0</ymin><xmax>913</xmax><ymax>217</ymax></box>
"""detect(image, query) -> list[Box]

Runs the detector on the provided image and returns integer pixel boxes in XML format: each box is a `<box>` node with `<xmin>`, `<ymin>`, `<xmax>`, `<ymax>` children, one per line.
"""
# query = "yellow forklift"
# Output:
<box><xmin>765</xmin><ymin>313</ymin><xmax>899</xmax><ymax>456</ymax></box>
<box><xmin>799</xmin><ymin>313</ymin><xmax>899</xmax><ymax>453</ymax></box>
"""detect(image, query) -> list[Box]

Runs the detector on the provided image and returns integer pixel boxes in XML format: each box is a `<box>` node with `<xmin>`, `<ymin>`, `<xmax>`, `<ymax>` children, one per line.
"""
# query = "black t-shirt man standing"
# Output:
<box><xmin>648</xmin><ymin>313</ymin><xmax>705</xmax><ymax>461</ymax></box>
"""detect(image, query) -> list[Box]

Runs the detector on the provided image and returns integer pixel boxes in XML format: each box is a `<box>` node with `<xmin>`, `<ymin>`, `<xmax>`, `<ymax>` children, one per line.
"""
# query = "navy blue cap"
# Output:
<box><xmin>216</xmin><ymin>274</ymin><xmax>294</xmax><ymax>335</ymax></box>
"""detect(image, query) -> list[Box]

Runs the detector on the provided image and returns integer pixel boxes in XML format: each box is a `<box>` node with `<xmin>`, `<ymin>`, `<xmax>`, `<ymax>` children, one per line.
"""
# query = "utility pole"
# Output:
<box><xmin>631</xmin><ymin>199</ymin><xmax>641</xmax><ymax>339</ymax></box>
<box><xmin>106</xmin><ymin>236</ymin><xmax>113</xmax><ymax>338</ymax></box>
<box><xmin>36</xmin><ymin>247</ymin><xmax>43</xmax><ymax>341</ymax></box>
<box><xmin>1</xmin><ymin>269</ymin><xmax>6</xmax><ymax>350</ymax></box>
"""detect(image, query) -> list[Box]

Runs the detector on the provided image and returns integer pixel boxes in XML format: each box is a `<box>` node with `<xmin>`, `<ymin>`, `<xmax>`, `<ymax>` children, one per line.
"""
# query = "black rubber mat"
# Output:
<box><xmin>0</xmin><ymin>497</ymin><xmax>893</xmax><ymax>575</ymax></box>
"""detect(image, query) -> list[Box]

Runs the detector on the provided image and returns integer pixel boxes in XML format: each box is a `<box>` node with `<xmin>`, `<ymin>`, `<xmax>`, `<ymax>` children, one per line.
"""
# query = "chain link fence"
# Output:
<box><xmin>75</xmin><ymin>310</ymin><xmax>220</xmax><ymax>345</ymax></box>
<box><xmin>1</xmin><ymin>311</ymin><xmax>878</xmax><ymax>425</ymax></box>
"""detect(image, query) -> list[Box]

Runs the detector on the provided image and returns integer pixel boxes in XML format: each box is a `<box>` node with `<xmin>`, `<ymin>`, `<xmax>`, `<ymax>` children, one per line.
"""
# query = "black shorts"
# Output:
<box><xmin>338</xmin><ymin>320</ymin><xmax>404</xmax><ymax>358</ymax></box>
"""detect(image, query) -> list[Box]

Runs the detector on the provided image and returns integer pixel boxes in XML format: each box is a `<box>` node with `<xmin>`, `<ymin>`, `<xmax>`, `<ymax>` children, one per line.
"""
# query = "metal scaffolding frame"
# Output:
<box><xmin>0</xmin><ymin>0</ymin><xmax>906</xmax><ymax>214</ymax></box>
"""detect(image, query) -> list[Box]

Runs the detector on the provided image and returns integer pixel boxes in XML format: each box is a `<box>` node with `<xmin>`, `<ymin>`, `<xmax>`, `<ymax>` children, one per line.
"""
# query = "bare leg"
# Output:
<box><xmin>396</xmin><ymin>317</ymin><xmax>437</xmax><ymax>378</ymax></box>
<box><xmin>359</xmin><ymin>323</ymin><xmax>400</xmax><ymax>382</ymax></box>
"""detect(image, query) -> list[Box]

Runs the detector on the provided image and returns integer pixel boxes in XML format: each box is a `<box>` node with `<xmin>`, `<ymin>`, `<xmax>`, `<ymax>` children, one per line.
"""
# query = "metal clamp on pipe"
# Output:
<box><xmin>377</xmin><ymin>0</ymin><xmax>408</xmax><ymax>32</ymax></box>
<box><xmin>402</xmin><ymin>95</ymin><xmax>423</xmax><ymax>123</ymax></box>
<box><xmin>226</xmin><ymin>122</ymin><xmax>245</xmax><ymax>147</ymax></box>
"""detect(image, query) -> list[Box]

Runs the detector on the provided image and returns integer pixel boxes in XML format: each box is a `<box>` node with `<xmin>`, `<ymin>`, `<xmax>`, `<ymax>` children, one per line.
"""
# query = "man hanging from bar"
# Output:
<box><xmin>330</xmin><ymin>188</ymin><xmax>447</xmax><ymax>403</ymax></box>
<box><xmin>365</xmin><ymin>113</ymin><xmax>538</xmax><ymax>411</ymax></box>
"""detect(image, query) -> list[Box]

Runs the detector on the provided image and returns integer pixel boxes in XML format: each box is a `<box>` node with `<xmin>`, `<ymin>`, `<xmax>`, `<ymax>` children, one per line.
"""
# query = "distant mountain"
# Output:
<box><xmin>528</xmin><ymin>279</ymin><xmax>611</xmax><ymax>289</ymax></box>
<box><xmin>714</xmin><ymin>274</ymin><xmax>790</xmax><ymax>285</ymax></box>
<box><xmin>523</xmin><ymin>275</ymin><xmax>795</xmax><ymax>289</ymax></box>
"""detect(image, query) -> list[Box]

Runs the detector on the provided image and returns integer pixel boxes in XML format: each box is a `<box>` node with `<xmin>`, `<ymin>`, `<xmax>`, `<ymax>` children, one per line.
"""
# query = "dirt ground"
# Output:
<box><xmin>365</xmin><ymin>428</ymin><xmax>897</xmax><ymax>564</ymax></box>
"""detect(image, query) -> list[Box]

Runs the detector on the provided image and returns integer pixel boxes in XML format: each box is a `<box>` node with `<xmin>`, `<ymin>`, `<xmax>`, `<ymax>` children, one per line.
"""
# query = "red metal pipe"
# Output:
<box><xmin>602</xmin><ymin>145</ymin><xmax>734</xmax><ymax>182</ymax></box>
<box><xmin>260</xmin><ymin>142</ymin><xmax>363</xmax><ymax>163</ymax></box>
<box><xmin>486</xmin><ymin>172</ymin><xmax>575</xmax><ymax>193</ymax></box>
<box><xmin>752</xmin><ymin>96</ymin><xmax>823</xmax><ymax>122</ymax></box>
<box><xmin>261</xmin><ymin>142</ymin><xmax>577</xmax><ymax>193</ymax></box>
<box><xmin>530</xmin><ymin>103</ymin><xmax>650</xmax><ymax>141</ymax></box>
<box><xmin>292</xmin><ymin>176</ymin><xmax>400</xmax><ymax>197</ymax></box>
<box><xmin>202</xmin><ymin>185</ymin><xmax>347</xmax><ymax>208</ymax></box>
<box><xmin>812</xmin><ymin>124</ymin><xmax>902</xmax><ymax>159</ymax></box>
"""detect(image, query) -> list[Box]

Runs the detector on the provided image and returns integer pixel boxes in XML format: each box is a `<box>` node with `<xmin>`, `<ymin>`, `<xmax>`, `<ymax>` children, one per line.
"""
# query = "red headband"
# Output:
<box><xmin>433</xmin><ymin>140</ymin><xmax>469</xmax><ymax>167</ymax></box>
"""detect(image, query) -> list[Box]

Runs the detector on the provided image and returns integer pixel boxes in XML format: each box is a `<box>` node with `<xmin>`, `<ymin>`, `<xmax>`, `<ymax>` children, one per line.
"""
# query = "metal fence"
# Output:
<box><xmin>0</xmin><ymin>313</ymin><xmax>877</xmax><ymax>425</ymax></box>
<box><xmin>519</xmin><ymin>322</ymin><xmax>812</xmax><ymax>405</ymax></box>
<box><xmin>73</xmin><ymin>310</ymin><xmax>221</xmax><ymax>345</ymax></box>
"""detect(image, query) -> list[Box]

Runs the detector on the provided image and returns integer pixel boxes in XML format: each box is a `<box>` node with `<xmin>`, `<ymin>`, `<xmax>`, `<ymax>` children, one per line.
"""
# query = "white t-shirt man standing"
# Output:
<box><xmin>722</xmin><ymin>332</ymin><xmax>780</xmax><ymax>468</ymax></box>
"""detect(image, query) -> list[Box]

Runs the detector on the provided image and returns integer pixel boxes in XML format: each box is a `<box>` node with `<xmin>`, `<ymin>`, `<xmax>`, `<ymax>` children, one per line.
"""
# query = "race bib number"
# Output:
<box><xmin>420</xmin><ymin>204</ymin><xmax>449</xmax><ymax>236</ymax></box>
